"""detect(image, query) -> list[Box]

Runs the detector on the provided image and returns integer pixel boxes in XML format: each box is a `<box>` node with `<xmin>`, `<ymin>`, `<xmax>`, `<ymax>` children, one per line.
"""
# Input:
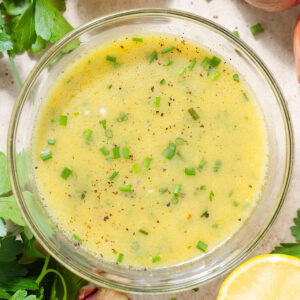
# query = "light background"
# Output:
<box><xmin>0</xmin><ymin>1</ymin><xmax>299</xmax><ymax>299</ymax></box>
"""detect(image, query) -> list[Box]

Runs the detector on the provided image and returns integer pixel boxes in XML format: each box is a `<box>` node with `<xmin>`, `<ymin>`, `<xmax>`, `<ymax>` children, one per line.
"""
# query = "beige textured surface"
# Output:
<box><xmin>0</xmin><ymin>1</ymin><xmax>299</xmax><ymax>299</ymax></box>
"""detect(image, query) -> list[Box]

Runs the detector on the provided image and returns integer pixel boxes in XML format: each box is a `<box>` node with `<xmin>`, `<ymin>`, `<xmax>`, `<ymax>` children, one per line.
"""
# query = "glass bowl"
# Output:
<box><xmin>7</xmin><ymin>8</ymin><xmax>294</xmax><ymax>294</ymax></box>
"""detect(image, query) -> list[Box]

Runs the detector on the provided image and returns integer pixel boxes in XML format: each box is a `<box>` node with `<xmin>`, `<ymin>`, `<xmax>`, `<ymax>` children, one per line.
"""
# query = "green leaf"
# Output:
<box><xmin>21</xmin><ymin>233</ymin><xmax>44</xmax><ymax>260</ymax></box>
<box><xmin>0</xmin><ymin>219</ymin><xmax>7</xmax><ymax>238</ymax></box>
<box><xmin>9</xmin><ymin>289</ymin><xmax>37</xmax><ymax>300</ymax></box>
<box><xmin>52</xmin><ymin>0</ymin><xmax>66</xmax><ymax>11</ymax></box>
<box><xmin>35</xmin><ymin>0</ymin><xmax>73</xmax><ymax>43</ymax></box>
<box><xmin>0</xmin><ymin>32</ymin><xmax>14</xmax><ymax>52</ymax></box>
<box><xmin>0</xmin><ymin>277</ymin><xmax>38</xmax><ymax>292</ymax></box>
<box><xmin>291</xmin><ymin>208</ymin><xmax>300</xmax><ymax>242</ymax></box>
<box><xmin>0</xmin><ymin>261</ymin><xmax>28</xmax><ymax>281</ymax></box>
<box><xmin>16</xmin><ymin>149</ymin><xmax>30</xmax><ymax>188</ymax></box>
<box><xmin>0</xmin><ymin>289</ymin><xmax>11</xmax><ymax>299</ymax></box>
<box><xmin>0</xmin><ymin>236</ymin><xmax>23</xmax><ymax>262</ymax></box>
<box><xmin>0</xmin><ymin>195</ymin><xmax>26</xmax><ymax>226</ymax></box>
<box><xmin>2</xmin><ymin>0</ymin><xmax>31</xmax><ymax>16</ymax></box>
<box><xmin>272</xmin><ymin>243</ymin><xmax>300</xmax><ymax>258</ymax></box>
<box><xmin>23</xmin><ymin>227</ymin><xmax>33</xmax><ymax>240</ymax></box>
<box><xmin>31</xmin><ymin>35</ymin><xmax>46</xmax><ymax>52</ymax></box>
<box><xmin>8</xmin><ymin>3</ymin><xmax>36</xmax><ymax>54</ymax></box>
<box><xmin>0</xmin><ymin>152</ymin><xmax>12</xmax><ymax>196</ymax></box>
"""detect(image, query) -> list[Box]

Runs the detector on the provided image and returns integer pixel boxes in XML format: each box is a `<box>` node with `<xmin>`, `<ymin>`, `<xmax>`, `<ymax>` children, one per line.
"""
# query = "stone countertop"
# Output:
<box><xmin>0</xmin><ymin>1</ymin><xmax>299</xmax><ymax>299</ymax></box>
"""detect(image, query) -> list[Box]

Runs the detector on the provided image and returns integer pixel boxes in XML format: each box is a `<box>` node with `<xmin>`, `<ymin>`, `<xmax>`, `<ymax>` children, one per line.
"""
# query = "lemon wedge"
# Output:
<box><xmin>217</xmin><ymin>254</ymin><xmax>300</xmax><ymax>300</ymax></box>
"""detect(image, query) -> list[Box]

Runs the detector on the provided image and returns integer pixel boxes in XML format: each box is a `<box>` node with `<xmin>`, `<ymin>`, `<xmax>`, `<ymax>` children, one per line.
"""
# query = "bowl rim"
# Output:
<box><xmin>7</xmin><ymin>8</ymin><xmax>294</xmax><ymax>294</ymax></box>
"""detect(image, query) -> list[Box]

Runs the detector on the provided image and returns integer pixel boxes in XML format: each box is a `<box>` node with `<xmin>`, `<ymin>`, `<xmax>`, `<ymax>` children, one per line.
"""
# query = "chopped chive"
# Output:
<box><xmin>173</xmin><ymin>184</ymin><xmax>182</xmax><ymax>196</ymax></box>
<box><xmin>73</xmin><ymin>234</ymin><xmax>82</xmax><ymax>244</ymax></box>
<box><xmin>188</xmin><ymin>58</ymin><xmax>197</xmax><ymax>70</ymax></box>
<box><xmin>155</xmin><ymin>96</ymin><xmax>161</xmax><ymax>108</ymax></box>
<box><xmin>82</xmin><ymin>129</ymin><xmax>93</xmax><ymax>141</ymax></box>
<box><xmin>200</xmin><ymin>185</ymin><xmax>206</xmax><ymax>190</ymax></box>
<box><xmin>200</xmin><ymin>57</ymin><xmax>211</xmax><ymax>68</ymax></box>
<box><xmin>117</xmin><ymin>253</ymin><xmax>124</xmax><ymax>263</ymax></box>
<box><xmin>201</xmin><ymin>210</ymin><xmax>209</xmax><ymax>218</ymax></box>
<box><xmin>40</xmin><ymin>150</ymin><xmax>52</xmax><ymax>161</ymax></box>
<box><xmin>48</xmin><ymin>138</ymin><xmax>56</xmax><ymax>145</ymax></box>
<box><xmin>233</xmin><ymin>201</ymin><xmax>240</xmax><ymax>207</ymax></box>
<box><xmin>209</xmin><ymin>191</ymin><xmax>214</xmax><ymax>201</ymax></box>
<box><xmin>147</xmin><ymin>51</ymin><xmax>157</xmax><ymax>63</ymax></box>
<box><xmin>166</xmin><ymin>58</ymin><xmax>173</xmax><ymax>66</ymax></box>
<box><xmin>228</xmin><ymin>190</ymin><xmax>234</xmax><ymax>197</ymax></box>
<box><xmin>188</xmin><ymin>108</ymin><xmax>199</xmax><ymax>120</ymax></box>
<box><xmin>60</xmin><ymin>168</ymin><xmax>72</xmax><ymax>180</ymax></box>
<box><xmin>105</xmin><ymin>129</ymin><xmax>113</xmax><ymax>138</ymax></box>
<box><xmin>193</xmin><ymin>288</ymin><xmax>199</xmax><ymax>292</ymax></box>
<box><xmin>209</xmin><ymin>70</ymin><xmax>221</xmax><ymax>81</ymax></box>
<box><xmin>210</xmin><ymin>56</ymin><xmax>222</xmax><ymax>67</ymax></box>
<box><xmin>80</xmin><ymin>191</ymin><xmax>87</xmax><ymax>200</ymax></box>
<box><xmin>243</xmin><ymin>92</ymin><xmax>249</xmax><ymax>101</ymax></box>
<box><xmin>160</xmin><ymin>187</ymin><xmax>168</xmax><ymax>194</ymax></box>
<box><xmin>117</xmin><ymin>112</ymin><xmax>128</xmax><ymax>122</ymax></box>
<box><xmin>113</xmin><ymin>147</ymin><xmax>120</xmax><ymax>159</ymax></box>
<box><xmin>133</xmin><ymin>163</ymin><xmax>141</xmax><ymax>174</ymax></box>
<box><xmin>160</xmin><ymin>78</ymin><xmax>165</xmax><ymax>85</ymax></box>
<box><xmin>109</xmin><ymin>171</ymin><xmax>119</xmax><ymax>181</ymax></box>
<box><xmin>152</xmin><ymin>255</ymin><xmax>161</xmax><ymax>263</ymax></box>
<box><xmin>139</xmin><ymin>229</ymin><xmax>148</xmax><ymax>235</ymax></box>
<box><xmin>143</xmin><ymin>157</ymin><xmax>152</xmax><ymax>168</ymax></box>
<box><xmin>112</xmin><ymin>249</ymin><xmax>117</xmax><ymax>254</ymax></box>
<box><xmin>106</xmin><ymin>55</ymin><xmax>117</xmax><ymax>62</ymax></box>
<box><xmin>198</xmin><ymin>159</ymin><xmax>206</xmax><ymax>171</ymax></box>
<box><xmin>233</xmin><ymin>30</ymin><xmax>239</xmax><ymax>37</ymax></box>
<box><xmin>178</xmin><ymin>66</ymin><xmax>186</xmax><ymax>76</ymax></box>
<box><xmin>122</xmin><ymin>148</ymin><xmax>130</xmax><ymax>159</ymax></box>
<box><xmin>185</xmin><ymin>168</ymin><xmax>196</xmax><ymax>176</ymax></box>
<box><xmin>212</xmin><ymin>224</ymin><xmax>219</xmax><ymax>229</ymax></box>
<box><xmin>214</xmin><ymin>160</ymin><xmax>222</xmax><ymax>172</ymax></box>
<box><xmin>74</xmin><ymin>112</ymin><xmax>79</xmax><ymax>116</ymax></box>
<box><xmin>163</xmin><ymin>143</ymin><xmax>176</xmax><ymax>160</ymax></box>
<box><xmin>59</xmin><ymin>115</ymin><xmax>68</xmax><ymax>126</ymax></box>
<box><xmin>99</xmin><ymin>146</ymin><xmax>110</xmax><ymax>156</ymax></box>
<box><xmin>196</xmin><ymin>240</ymin><xmax>208</xmax><ymax>252</ymax></box>
<box><xmin>120</xmin><ymin>184</ymin><xmax>132</xmax><ymax>192</ymax></box>
<box><xmin>132</xmin><ymin>37</ymin><xmax>143</xmax><ymax>42</ymax></box>
<box><xmin>99</xmin><ymin>120</ymin><xmax>107</xmax><ymax>129</ymax></box>
<box><xmin>250</xmin><ymin>23</ymin><xmax>264</xmax><ymax>36</ymax></box>
<box><xmin>162</xmin><ymin>46</ymin><xmax>175</xmax><ymax>54</ymax></box>
<box><xmin>233</xmin><ymin>74</ymin><xmax>240</xmax><ymax>82</ymax></box>
<box><xmin>131</xmin><ymin>241</ymin><xmax>140</xmax><ymax>250</ymax></box>
<box><xmin>176</xmin><ymin>151</ymin><xmax>183</xmax><ymax>159</ymax></box>
<box><xmin>175</xmin><ymin>137</ymin><xmax>184</xmax><ymax>145</ymax></box>
<box><xmin>171</xmin><ymin>196</ymin><xmax>179</xmax><ymax>204</ymax></box>
<box><xmin>108</xmin><ymin>84</ymin><xmax>112</xmax><ymax>89</ymax></box>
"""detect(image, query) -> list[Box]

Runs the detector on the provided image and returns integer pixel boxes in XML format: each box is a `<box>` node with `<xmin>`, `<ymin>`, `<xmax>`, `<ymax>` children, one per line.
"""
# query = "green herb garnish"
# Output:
<box><xmin>122</xmin><ymin>148</ymin><xmax>130</xmax><ymax>159</ymax></box>
<box><xmin>109</xmin><ymin>171</ymin><xmax>119</xmax><ymax>181</ymax></box>
<box><xmin>163</xmin><ymin>143</ymin><xmax>176</xmax><ymax>160</ymax></box>
<box><xmin>120</xmin><ymin>184</ymin><xmax>132</xmax><ymax>192</ymax></box>
<box><xmin>48</xmin><ymin>138</ymin><xmax>56</xmax><ymax>145</ymax></box>
<box><xmin>160</xmin><ymin>78</ymin><xmax>165</xmax><ymax>85</ymax></box>
<box><xmin>106</xmin><ymin>55</ymin><xmax>117</xmax><ymax>62</ymax></box>
<box><xmin>178</xmin><ymin>66</ymin><xmax>186</xmax><ymax>76</ymax></box>
<box><xmin>139</xmin><ymin>229</ymin><xmax>148</xmax><ymax>235</ymax></box>
<box><xmin>198</xmin><ymin>159</ymin><xmax>206</xmax><ymax>171</ymax></box>
<box><xmin>209</xmin><ymin>191</ymin><xmax>214</xmax><ymax>201</ymax></box>
<box><xmin>196</xmin><ymin>240</ymin><xmax>208</xmax><ymax>252</ymax></box>
<box><xmin>188</xmin><ymin>108</ymin><xmax>199</xmax><ymax>120</ymax></box>
<box><xmin>73</xmin><ymin>234</ymin><xmax>82</xmax><ymax>244</ymax></box>
<box><xmin>175</xmin><ymin>137</ymin><xmax>184</xmax><ymax>145</ymax></box>
<box><xmin>117</xmin><ymin>253</ymin><xmax>124</xmax><ymax>263</ymax></box>
<box><xmin>214</xmin><ymin>160</ymin><xmax>222</xmax><ymax>172</ymax></box>
<box><xmin>152</xmin><ymin>255</ymin><xmax>161</xmax><ymax>263</ymax></box>
<box><xmin>200</xmin><ymin>57</ymin><xmax>211</xmax><ymax>68</ymax></box>
<box><xmin>250</xmin><ymin>24</ymin><xmax>264</xmax><ymax>36</ymax></box>
<box><xmin>117</xmin><ymin>112</ymin><xmax>128</xmax><ymax>122</ymax></box>
<box><xmin>233</xmin><ymin>73</ymin><xmax>240</xmax><ymax>82</ymax></box>
<box><xmin>100</xmin><ymin>146</ymin><xmax>110</xmax><ymax>156</ymax></box>
<box><xmin>82</xmin><ymin>129</ymin><xmax>93</xmax><ymax>141</ymax></box>
<box><xmin>143</xmin><ymin>157</ymin><xmax>152</xmax><ymax>168</ymax></box>
<box><xmin>161</xmin><ymin>46</ymin><xmax>175</xmax><ymax>54</ymax></box>
<box><xmin>60</xmin><ymin>167</ymin><xmax>72</xmax><ymax>180</ymax></box>
<box><xmin>132</xmin><ymin>37</ymin><xmax>143</xmax><ymax>42</ymax></box>
<box><xmin>112</xmin><ymin>147</ymin><xmax>120</xmax><ymax>159</ymax></box>
<box><xmin>173</xmin><ymin>184</ymin><xmax>182</xmax><ymax>196</ymax></box>
<box><xmin>108</xmin><ymin>84</ymin><xmax>112</xmax><ymax>89</ymax></box>
<box><xmin>59</xmin><ymin>115</ymin><xmax>68</xmax><ymax>126</ymax></box>
<box><xmin>209</xmin><ymin>70</ymin><xmax>221</xmax><ymax>81</ymax></box>
<box><xmin>131</xmin><ymin>241</ymin><xmax>140</xmax><ymax>250</ymax></box>
<box><xmin>233</xmin><ymin>30</ymin><xmax>239</xmax><ymax>37</ymax></box>
<box><xmin>166</xmin><ymin>58</ymin><xmax>173</xmax><ymax>66</ymax></box>
<box><xmin>147</xmin><ymin>50</ymin><xmax>157</xmax><ymax>63</ymax></box>
<box><xmin>99</xmin><ymin>119</ymin><xmax>107</xmax><ymax>129</ymax></box>
<box><xmin>188</xmin><ymin>58</ymin><xmax>196</xmax><ymax>70</ymax></box>
<box><xmin>40</xmin><ymin>150</ymin><xmax>52</xmax><ymax>161</ymax></box>
<box><xmin>160</xmin><ymin>187</ymin><xmax>168</xmax><ymax>194</ymax></box>
<box><xmin>185</xmin><ymin>168</ymin><xmax>196</xmax><ymax>176</ymax></box>
<box><xmin>105</xmin><ymin>129</ymin><xmax>113</xmax><ymax>138</ymax></box>
<box><xmin>133</xmin><ymin>163</ymin><xmax>141</xmax><ymax>174</ymax></box>
<box><xmin>200</xmin><ymin>185</ymin><xmax>206</xmax><ymax>190</ymax></box>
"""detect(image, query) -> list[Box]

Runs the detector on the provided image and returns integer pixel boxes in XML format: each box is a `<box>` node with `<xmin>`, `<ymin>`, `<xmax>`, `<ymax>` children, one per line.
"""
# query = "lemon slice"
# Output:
<box><xmin>218</xmin><ymin>254</ymin><xmax>300</xmax><ymax>300</ymax></box>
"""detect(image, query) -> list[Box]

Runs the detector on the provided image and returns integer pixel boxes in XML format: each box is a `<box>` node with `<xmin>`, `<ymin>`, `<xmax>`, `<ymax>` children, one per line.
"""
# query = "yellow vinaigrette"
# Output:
<box><xmin>33</xmin><ymin>35</ymin><xmax>268</xmax><ymax>268</ymax></box>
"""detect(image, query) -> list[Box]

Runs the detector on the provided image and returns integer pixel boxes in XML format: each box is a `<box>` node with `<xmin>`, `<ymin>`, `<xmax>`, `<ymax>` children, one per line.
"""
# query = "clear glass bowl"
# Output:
<box><xmin>7</xmin><ymin>8</ymin><xmax>294</xmax><ymax>294</ymax></box>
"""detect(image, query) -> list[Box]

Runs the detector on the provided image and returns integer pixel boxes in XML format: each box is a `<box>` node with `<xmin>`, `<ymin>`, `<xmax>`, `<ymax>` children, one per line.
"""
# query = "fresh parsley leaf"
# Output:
<box><xmin>23</xmin><ymin>227</ymin><xmax>33</xmax><ymax>240</ymax></box>
<box><xmin>0</xmin><ymin>277</ymin><xmax>38</xmax><ymax>292</ymax></box>
<box><xmin>8</xmin><ymin>3</ymin><xmax>36</xmax><ymax>54</ymax></box>
<box><xmin>35</xmin><ymin>0</ymin><xmax>73</xmax><ymax>43</ymax></box>
<box><xmin>0</xmin><ymin>289</ymin><xmax>10</xmax><ymax>299</ymax></box>
<box><xmin>291</xmin><ymin>208</ymin><xmax>300</xmax><ymax>242</ymax></box>
<box><xmin>2</xmin><ymin>0</ymin><xmax>31</xmax><ymax>16</ymax></box>
<box><xmin>0</xmin><ymin>219</ymin><xmax>7</xmax><ymax>238</ymax></box>
<box><xmin>0</xmin><ymin>194</ymin><xmax>26</xmax><ymax>226</ymax></box>
<box><xmin>21</xmin><ymin>234</ymin><xmax>44</xmax><ymax>261</ymax></box>
<box><xmin>0</xmin><ymin>152</ymin><xmax>12</xmax><ymax>196</ymax></box>
<box><xmin>0</xmin><ymin>261</ymin><xmax>28</xmax><ymax>281</ymax></box>
<box><xmin>31</xmin><ymin>35</ymin><xmax>46</xmax><ymax>53</ymax></box>
<box><xmin>52</xmin><ymin>0</ymin><xmax>66</xmax><ymax>12</ymax></box>
<box><xmin>0</xmin><ymin>236</ymin><xmax>23</xmax><ymax>262</ymax></box>
<box><xmin>9</xmin><ymin>289</ymin><xmax>37</xmax><ymax>300</ymax></box>
<box><xmin>272</xmin><ymin>243</ymin><xmax>300</xmax><ymax>258</ymax></box>
<box><xmin>0</xmin><ymin>32</ymin><xmax>13</xmax><ymax>52</ymax></box>
<box><xmin>16</xmin><ymin>149</ymin><xmax>30</xmax><ymax>188</ymax></box>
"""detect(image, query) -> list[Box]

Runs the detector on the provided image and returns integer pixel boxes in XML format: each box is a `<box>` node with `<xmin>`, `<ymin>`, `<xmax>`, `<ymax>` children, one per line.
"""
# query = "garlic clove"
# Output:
<box><xmin>245</xmin><ymin>0</ymin><xmax>299</xmax><ymax>12</ymax></box>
